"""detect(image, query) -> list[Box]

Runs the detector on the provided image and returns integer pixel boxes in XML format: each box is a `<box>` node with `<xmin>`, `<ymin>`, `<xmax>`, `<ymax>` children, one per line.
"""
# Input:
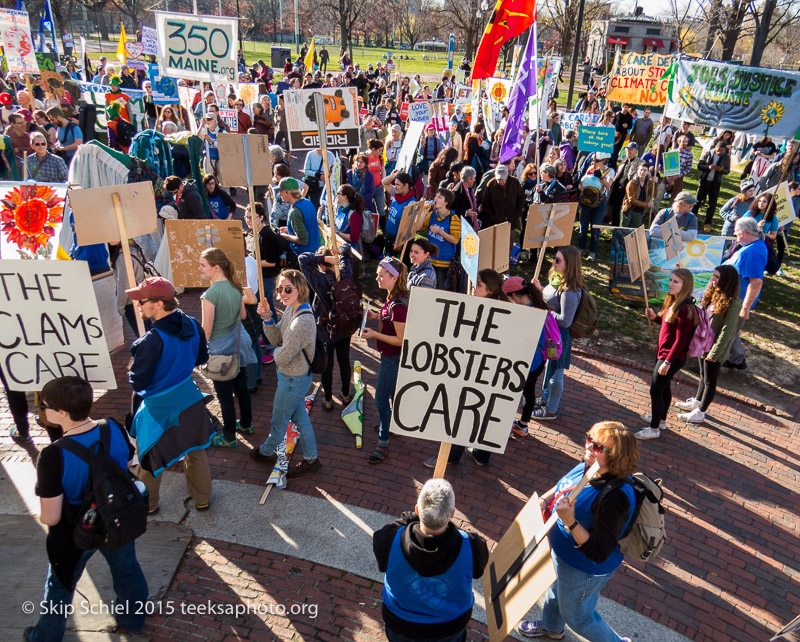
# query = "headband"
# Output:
<box><xmin>379</xmin><ymin>258</ymin><xmax>399</xmax><ymax>277</ymax></box>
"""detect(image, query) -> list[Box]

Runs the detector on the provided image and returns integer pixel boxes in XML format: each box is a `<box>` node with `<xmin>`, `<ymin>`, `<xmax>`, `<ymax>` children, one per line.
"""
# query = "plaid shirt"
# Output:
<box><xmin>678</xmin><ymin>148</ymin><xmax>694</xmax><ymax>177</ymax></box>
<box><xmin>26</xmin><ymin>152</ymin><xmax>69</xmax><ymax>183</ymax></box>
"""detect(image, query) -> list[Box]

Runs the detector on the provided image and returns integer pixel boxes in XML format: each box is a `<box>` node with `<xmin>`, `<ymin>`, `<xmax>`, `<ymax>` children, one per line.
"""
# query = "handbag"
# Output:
<box><xmin>201</xmin><ymin>325</ymin><xmax>241</xmax><ymax>382</ymax></box>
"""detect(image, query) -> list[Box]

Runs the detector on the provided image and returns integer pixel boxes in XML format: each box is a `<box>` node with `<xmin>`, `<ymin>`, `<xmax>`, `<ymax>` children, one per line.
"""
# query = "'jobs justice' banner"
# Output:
<box><xmin>666</xmin><ymin>58</ymin><xmax>800</xmax><ymax>138</ymax></box>
<box><xmin>390</xmin><ymin>288</ymin><xmax>544</xmax><ymax>454</ymax></box>
<box><xmin>155</xmin><ymin>11</ymin><xmax>238</xmax><ymax>82</ymax></box>
<box><xmin>0</xmin><ymin>260</ymin><xmax>117</xmax><ymax>391</ymax></box>
<box><xmin>283</xmin><ymin>87</ymin><xmax>361</xmax><ymax>150</ymax></box>
<box><xmin>606</xmin><ymin>52</ymin><xmax>674</xmax><ymax>107</ymax></box>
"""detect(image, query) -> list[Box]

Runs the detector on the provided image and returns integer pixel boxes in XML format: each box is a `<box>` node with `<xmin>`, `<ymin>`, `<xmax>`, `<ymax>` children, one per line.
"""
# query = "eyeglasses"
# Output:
<box><xmin>39</xmin><ymin>401</ymin><xmax>56</xmax><ymax>410</ymax></box>
<box><xmin>32</xmin><ymin>142</ymin><xmax>47</xmax><ymax>147</ymax></box>
<box><xmin>586</xmin><ymin>435</ymin><xmax>610</xmax><ymax>454</ymax></box>
<box><xmin>553</xmin><ymin>256</ymin><xmax>563</xmax><ymax>264</ymax></box>
<box><xmin>137</xmin><ymin>298</ymin><xmax>158</xmax><ymax>305</ymax></box>
<box><xmin>275</xmin><ymin>286</ymin><xmax>295</xmax><ymax>294</ymax></box>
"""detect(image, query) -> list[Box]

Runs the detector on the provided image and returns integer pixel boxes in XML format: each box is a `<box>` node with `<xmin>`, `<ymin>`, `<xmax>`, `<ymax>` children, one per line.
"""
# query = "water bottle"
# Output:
<box><xmin>81</xmin><ymin>503</ymin><xmax>99</xmax><ymax>531</ymax></box>
<box><xmin>134</xmin><ymin>480</ymin><xmax>149</xmax><ymax>506</ymax></box>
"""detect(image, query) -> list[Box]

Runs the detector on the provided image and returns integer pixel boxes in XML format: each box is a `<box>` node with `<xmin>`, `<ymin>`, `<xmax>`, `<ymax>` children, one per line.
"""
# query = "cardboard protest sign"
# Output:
<box><xmin>178</xmin><ymin>86</ymin><xmax>200</xmax><ymax>133</ymax></box>
<box><xmin>283</xmin><ymin>87</ymin><xmax>361</xmax><ymax>150</ymax></box>
<box><xmin>236</xmin><ymin>83</ymin><xmax>259</xmax><ymax>110</ymax></box>
<box><xmin>217</xmin><ymin>108</ymin><xmax>238</xmax><ymax>131</ymax></box>
<box><xmin>393</xmin><ymin>200</ymin><xmax>427</xmax><ymax>251</ymax></box>
<box><xmin>396</xmin><ymin>120</ymin><xmax>426</xmax><ymax>173</ymax></box>
<box><xmin>763</xmin><ymin>181</ymin><xmax>796</xmax><ymax>228</ymax></box>
<box><xmin>606</xmin><ymin>52</ymin><xmax>674</xmax><ymax>106</ymax></box>
<box><xmin>0</xmin><ymin>183</ymin><xmax>66</xmax><ymax>261</ymax></box>
<box><xmin>483</xmin><ymin>492</ymin><xmax>556</xmax><ymax>642</ymax></box>
<box><xmin>559</xmin><ymin>112</ymin><xmax>600</xmax><ymax>130</ymax></box>
<box><xmin>431</xmin><ymin>100</ymin><xmax>450</xmax><ymax>134</ymax></box>
<box><xmin>165</xmin><ymin>219</ymin><xmax>246</xmax><ymax>288</ymax></box>
<box><xmin>478</xmin><ymin>222</ymin><xmax>511</xmax><ymax>273</ymax></box>
<box><xmin>454</xmin><ymin>85</ymin><xmax>473</xmax><ymax>104</ymax></box>
<box><xmin>141</xmin><ymin>25</ymin><xmax>158</xmax><ymax>56</ymax></box>
<box><xmin>521</xmin><ymin>203</ymin><xmax>578</xmax><ymax>250</ymax></box>
<box><xmin>148</xmin><ymin>64</ymin><xmax>179</xmax><ymax>105</ymax></box>
<box><xmin>661</xmin><ymin>216</ymin><xmax>683</xmax><ymax>262</ymax></box>
<box><xmin>460</xmin><ymin>217</ymin><xmax>480</xmax><ymax>286</ymax></box>
<box><xmin>578</xmin><ymin>126</ymin><xmax>615</xmax><ymax>153</ymax></box>
<box><xmin>155</xmin><ymin>11</ymin><xmax>239</xmax><ymax>82</ymax></box>
<box><xmin>0</xmin><ymin>9</ymin><xmax>39</xmax><ymax>75</ymax></box>
<box><xmin>408</xmin><ymin>100</ymin><xmax>433</xmax><ymax>123</ymax></box>
<box><xmin>666</xmin><ymin>59</ymin><xmax>800</xmax><ymax>138</ymax></box>
<box><xmin>390</xmin><ymin>288</ymin><xmax>544</xmax><ymax>453</ymax></box>
<box><xmin>0</xmin><ymin>260</ymin><xmax>117</xmax><ymax>391</ymax></box>
<box><xmin>663</xmin><ymin>150</ymin><xmax>680</xmax><ymax>177</ymax></box>
<box><xmin>68</xmin><ymin>183</ymin><xmax>157</xmax><ymax>245</ymax></box>
<box><xmin>217</xmin><ymin>133</ymin><xmax>273</xmax><ymax>187</ymax></box>
<box><xmin>624</xmin><ymin>226</ymin><xmax>650</xmax><ymax>283</ymax></box>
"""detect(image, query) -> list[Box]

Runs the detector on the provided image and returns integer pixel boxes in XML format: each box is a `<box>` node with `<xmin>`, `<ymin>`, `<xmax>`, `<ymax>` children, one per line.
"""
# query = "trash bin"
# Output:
<box><xmin>271</xmin><ymin>46</ymin><xmax>292</xmax><ymax>69</ymax></box>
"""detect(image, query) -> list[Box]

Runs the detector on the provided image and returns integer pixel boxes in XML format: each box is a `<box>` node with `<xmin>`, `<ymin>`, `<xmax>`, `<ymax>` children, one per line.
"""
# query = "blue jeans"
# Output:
<box><xmin>375</xmin><ymin>354</ymin><xmax>400</xmax><ymax>447</ymax></box>
<box><xmin>258</xmin><ymin>371</ymin><xmax>317</xmax><ymax>460</ymax></box>
<box><xmin>541</xmin><ymin>360</ymin><xmax>564</xmax><ymax>413</ymax></box>
<box><xmin>541</xmin><ymin>550</ymin><xmax>623</xmax><ymax>641</ymax></box>
<box><xmin>579</xmin><ymin>201</ymin><xmax>607</xmax><ymax>253</ymax></box>
<box><xmin>262</xmin><ymin>275</ymin><xmax>277</xmax><ymax>355</ymax></box>
<box><xmin>28</xmin><ymin>542</ymin><xmax>148</xmax><ymax>641</ymax></box>
<box><xmin>247</xmin><ymin>333</ymin><xmax>262</xmax><ymax>389</ymax></box>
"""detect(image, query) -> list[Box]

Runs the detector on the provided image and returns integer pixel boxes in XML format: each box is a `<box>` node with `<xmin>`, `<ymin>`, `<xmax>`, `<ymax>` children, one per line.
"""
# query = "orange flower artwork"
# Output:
<box><xmin>1</xmin><ymin>184</ymin><xmax>64</xmax><ymax>255</ymax></box>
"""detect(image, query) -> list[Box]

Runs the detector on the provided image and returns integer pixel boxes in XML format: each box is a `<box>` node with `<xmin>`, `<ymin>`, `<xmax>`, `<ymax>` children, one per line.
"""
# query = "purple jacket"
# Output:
<box><xmin>560</xmin><ymin>142</ymin><xmax>578</xmax><ymax>171</ymax></box>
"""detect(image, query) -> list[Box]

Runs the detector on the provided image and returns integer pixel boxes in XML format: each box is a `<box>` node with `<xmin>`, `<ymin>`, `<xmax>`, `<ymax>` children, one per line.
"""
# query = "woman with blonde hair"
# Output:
<box><xmin>200</xmin><ymin>247</ymin><xmax>257</xmax><ymax>447</ymax></box>
<box><xmin>362</xmin><ymin>257</ymin><xmax>408</xmax><ymax>464</ymax></box>
<box><xmin>518</xmin><ymin>422</ymin><xmax>638</xmax><ymax>641</ymax></box>
<box><xmin>638</xmin><ymin>268</ymin><xmax>698</xmax><ymax>440</ymax></box>
<box><xmin>251</xmin><ymin>269</ymin><xmax>322</xmax><ymax>477</ymax></box>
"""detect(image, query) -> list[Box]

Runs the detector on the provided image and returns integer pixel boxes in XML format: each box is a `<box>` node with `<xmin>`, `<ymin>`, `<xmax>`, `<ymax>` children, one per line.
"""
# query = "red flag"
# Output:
<box><xmin>471</xmin><ymin>0</ymin><xmax>536</xmax><ymax>80</ymax></box>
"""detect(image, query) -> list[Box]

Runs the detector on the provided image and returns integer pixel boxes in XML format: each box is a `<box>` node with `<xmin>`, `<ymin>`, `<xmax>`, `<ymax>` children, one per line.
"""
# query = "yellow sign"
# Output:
<box><xmin>606</xmin><ymin>52</ymin><xmax>674</xmax><ymax>106</ymax></box>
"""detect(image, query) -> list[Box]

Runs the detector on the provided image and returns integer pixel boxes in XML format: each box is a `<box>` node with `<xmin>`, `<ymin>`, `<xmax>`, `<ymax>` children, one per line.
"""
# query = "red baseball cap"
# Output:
<box><xmin>502</xmin><ymin>276</ymin><xmax>526</xmax><ymax>295</ymax></box>
<box><xmin>126</xmin><ymin>276</ymin><xmax>177</xmax><ymax>301</ymax></box>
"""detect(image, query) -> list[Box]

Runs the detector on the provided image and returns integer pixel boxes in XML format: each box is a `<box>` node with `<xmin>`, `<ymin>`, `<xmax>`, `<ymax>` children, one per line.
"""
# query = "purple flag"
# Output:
<box><xmin>499</xmin><ymin>19</ymin><xmax>538</xmax><ymax>163</ymax></box>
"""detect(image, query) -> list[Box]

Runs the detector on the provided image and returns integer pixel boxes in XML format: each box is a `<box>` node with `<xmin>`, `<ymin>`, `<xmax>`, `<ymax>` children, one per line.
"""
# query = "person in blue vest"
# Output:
<box><xmin>203</xmin><ymin>174</ymin><xmax>236</xmax><ymax>220</ymax></box>
<box><xmin>373</xmin><ymin>478</ymin><xmax>488</xmax><ymax>642</ymax></box>
<box><xmin>278</xmin><ymin>176</ymin><xmax>322</xmax><ymax>256</ymax></box>
<box><xmin>517</xmin><ymin>421</ymin><xmax>637</xmax><ymax>642</ymax></box>
<box><xmin>420</xmin><ymin>188</ymin><xmax>461</xmax><ymax>290</ymax></box>
<box><xmin>417</xmin><ymin>123</ymin><xmax>442</xmax><ymax>179</ymax></box>
<box><xmin>126</xmin><ymin>277</ymin><xmax>213</xmax><ymax>514</ymax></box>
<box><xmin>649</xmin><ymin>191</ymin><xmax>699</xmax><ymax>242</ymax></box>
<box><xmin>381</xmin><ymin>170</ymin><xmax>417</xmax><ymax>255</ymax></box>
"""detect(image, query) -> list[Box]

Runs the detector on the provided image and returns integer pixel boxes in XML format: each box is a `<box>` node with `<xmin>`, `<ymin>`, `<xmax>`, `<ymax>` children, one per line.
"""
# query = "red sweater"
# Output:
<box><xmin>656</xmin><ymin>304</ymin><xmax>695</xmax><ymax>364</ymax></box>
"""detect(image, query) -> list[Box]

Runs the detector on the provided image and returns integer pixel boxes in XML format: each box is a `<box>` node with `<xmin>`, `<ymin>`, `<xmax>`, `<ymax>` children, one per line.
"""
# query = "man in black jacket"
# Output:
<box><xmin>164</xmin><ymin>175</ymin><xmax>205</xmax><ymax>219</ymax></box>
<box><xmin>373</xmin><ymin>478</ymin><xmax>488</xmax><ymax>641</ymax></box>
<box><xmin>694</xmin><ymin>141</ymin><xmax>731</xmax><ymax>231</ymax></box>
<box><xmin>608</xmin><ymin>142</ymin><xmax>643</xmax><ymax>226</ymax></box>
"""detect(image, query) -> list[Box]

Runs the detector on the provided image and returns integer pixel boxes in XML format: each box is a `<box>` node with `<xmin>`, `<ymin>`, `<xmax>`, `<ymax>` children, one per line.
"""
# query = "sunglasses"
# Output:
<box><xmin>33</xmin><ymin>142</ymin><xmax>47</xmax><ymax>147</ymax></box>
<box><xmin>586</xmin><ymin>435</ymin><xmax>610</xmax><ymax>454</ymax></box>
<box><xmin>137</xmin><ymin>298</ymin><xmax>159</xmax><ymax>305</ymax></box>
<box><xmin>275</xmin><ymin>286</ymin><xmax>295</xmax><ymax>294</ymax></box>
<box><xmin>40</xmin><ymin>401</ymin><xmax>55</xmax><ymax>410</ymax></box>
<box><xmin>553</xmin><ymin>256</ymin><xmax>563</xmax><ymax>264</ymax></box>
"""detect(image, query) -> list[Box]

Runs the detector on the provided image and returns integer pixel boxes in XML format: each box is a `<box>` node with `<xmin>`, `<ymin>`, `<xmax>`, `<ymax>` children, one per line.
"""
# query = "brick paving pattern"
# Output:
<box><xmin>2</xmin><ymin>291</ymin><xmax>798</xmax><ymax>641</ymax></box>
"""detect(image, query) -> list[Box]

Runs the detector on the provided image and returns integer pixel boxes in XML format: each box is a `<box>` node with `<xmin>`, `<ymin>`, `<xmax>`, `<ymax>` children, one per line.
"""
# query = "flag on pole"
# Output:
<box><xmin>471</xmin><ymin>0</ymin><xmax>536</xmax><ymax>80</ymax></box>
<box><xmin>499</xmin><ymin>11</ymin><xmax>538</xmax><ymax>163</ymax></box>
<box><xmin>116</xmin><ymin>23</ymin><xmax>127</xmax><ymax>65</ymax></box>
<box><xmin>304</xmin><ymin>39</ymin><xmax>315</xmax><ymax>71</ymax></box>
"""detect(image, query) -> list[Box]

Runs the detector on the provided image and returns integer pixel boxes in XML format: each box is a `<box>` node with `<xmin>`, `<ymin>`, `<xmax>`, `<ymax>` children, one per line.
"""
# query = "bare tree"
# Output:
<box><xmin>395</xmin><ymin>0</ymin><xmax>438</xmax><ymax>50</ymax></box>
<box><xmin>442</xmin><ymin>0</ymin><xmax>486</xmax><ymax>60</ymax></box>
<box><xmin>318</xmin><ymin>0</ymin><xmax>372</xmax><ymax>55</ymax></box>
<box><xmin>665</xmin><ymin>0</ymin><xmax>703</xmax><ymax>53</ymax></box>
<box><xmin>540</xmin><ymin>0</ymin><xmax>608</xmax><ymax>64</ymax></box>
<box><xmin>749</xmin><ymin>0</ymin><xmax>800</xmax><ymax>66</ymax></box>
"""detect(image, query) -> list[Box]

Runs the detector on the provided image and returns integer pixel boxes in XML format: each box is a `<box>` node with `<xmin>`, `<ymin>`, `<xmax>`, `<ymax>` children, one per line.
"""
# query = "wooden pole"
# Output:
<box><xmin>111</xmin><ymin>193</ymin><xmax>146</xmax><ymax>336</ymax></box>
<box><xmin>432</xmin><ymin>442</ymin><xmax>451</xmax><ymax>479</ymax></box>
<box><xmin>23</xmin><ymin>152</ymin><xmax>28</xmax><ymax>180</ymax></box>
<box><xmin>243</xmin><ymin>136</ymin><xmax>266</xmax><ymax>303</ymax></box>
<box><xmin>650</xmin><ymin>124</ymin><xmax>663</xmax><ymax>226</ymax></box>
<box><xmin>638</xmin><ymin>253</ymin><xmax>653</xmax><ymax>338</ymax></box>
<box><xmin>259</xmin><ymin>484</ymin><xmax>272</xmax><ymax>504</ymax></box>
<box><xmin>314</xmin><ymin>92</ymin><xmax>340</xmax><ymax>279</ymax></box>
<box><xmin>532</xmin><ymin>204</ymin><xmax>554</xmax><ymax>282</ymax></box>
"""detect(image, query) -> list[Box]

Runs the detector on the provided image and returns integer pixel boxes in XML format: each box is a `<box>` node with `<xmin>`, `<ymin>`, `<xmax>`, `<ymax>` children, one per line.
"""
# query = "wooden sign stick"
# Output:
<box><xmin>243</xmin><ymin>136</ymin><xmax>266</xmax><ymax>303</ymax></box>
<box><xmin>432</xmin><ymin>442</ymin><xmax>451</xmax><ymax>479</ymax></box>
<box><xmin>314</xmin><ymin>92</ymin><xmax>340</xmax><ymax>279</ymax></box>
<box><xmin>638</xmin><ymin>252</ymin><xmax>653</xmax><ymax>338</ymax></box>
<box><xmin>650</xmin><ymin>131</ymin><xmax>662</xmax><ymax>227</ymax></box>
<box><xmin>23</xmin><ymin>152</ymin><xmax>28</xmax><ymax>180</ymax></box>
<box><xmin>111</xmin><ymin>193</ymin><xmax>146</xmax><ymax>336</ymax></box>
<box><xmin>532</xmin><ymin>204</ymin><xmax>554</xmax><ymax>282</ymax></box>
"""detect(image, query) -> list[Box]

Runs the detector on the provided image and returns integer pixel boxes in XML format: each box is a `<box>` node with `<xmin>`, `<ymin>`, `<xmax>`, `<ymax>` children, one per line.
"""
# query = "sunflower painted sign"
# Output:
<box><xmin>460</xmin><ymin>216</ymin><xmax>480</xmax><ymax>287</ymax></box>
<box><xmin>666</xmin><ymin>59</ymin><xmax>800</xmax><ymax>138</ymax></box>
<box><xmin>0</xmin><ymin>184</ymin><xmax>65</xmax><ymax>259</ymax></box>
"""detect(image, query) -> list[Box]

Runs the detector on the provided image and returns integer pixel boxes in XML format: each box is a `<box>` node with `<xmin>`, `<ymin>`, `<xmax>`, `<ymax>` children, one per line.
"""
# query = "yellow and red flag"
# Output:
<box><xmin>471</xmin><ymin>0</ymin><xmax>536</xmax><ymax>80</ymax></box>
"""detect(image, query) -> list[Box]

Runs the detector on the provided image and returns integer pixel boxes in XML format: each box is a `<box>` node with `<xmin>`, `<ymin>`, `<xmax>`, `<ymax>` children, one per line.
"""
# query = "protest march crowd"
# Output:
<box><xmin>1</xmin><ymin>3</ymin><xmax>799</xmax><ymax>641</ymax></box>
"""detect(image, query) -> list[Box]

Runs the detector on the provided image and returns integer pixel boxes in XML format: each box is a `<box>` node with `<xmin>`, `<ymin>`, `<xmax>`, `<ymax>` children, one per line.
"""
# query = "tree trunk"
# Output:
<box><xmin>720</xmin><ymin>0</ymin><xmax>747</xmax><ymax>61</ymax></box>
<box><xmin>749</xmin><ymin>0</ymin><xmax>777</xmax><ymax>67</ymax></box>
<box><xmin>704</xmin><ymin>0</ymin><xmax>722</xmax><ymax>55</ymax></box>
<box><xmin>97</xmin><ymin>11</ymin><xmax>110</xmax><ymax>41</ymax></box>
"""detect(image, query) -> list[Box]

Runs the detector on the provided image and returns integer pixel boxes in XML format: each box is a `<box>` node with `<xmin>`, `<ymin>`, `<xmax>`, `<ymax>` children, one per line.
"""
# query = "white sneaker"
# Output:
<box><xmin>776</xmin><ymin>268</ymin><xmax>785</xmax><ymax>277</ymax></box>
<box><xmin>640</xmin><ymin>413</ymin><xmax>667</xmax><ymax>430</ymax></box>
<box><xmin>674</xmin><ymin>397</ymin><xmax>700</xmax><ymax>411</ymax></box>
<box><xmin>635</xmin><ymin>427</ymin><xmax>661</xmax><ymax>440</ymax></box>
<box><xmin>587</xmin><ymin>252</ymin><xmax>596</xmax><ymax>262</ymax></box>
<box><xmin>679</xmin><ymin>407</ymin><xmax>706</xmax><ymax>424</ymax></box>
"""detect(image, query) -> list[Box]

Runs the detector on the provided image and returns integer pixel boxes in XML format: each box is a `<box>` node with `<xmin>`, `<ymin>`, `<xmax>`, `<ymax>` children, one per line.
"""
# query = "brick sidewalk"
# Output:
<box><xmin>2</xmin><ymin>290</ymin><xmax>798</xmax><ymax>641</ymax></box>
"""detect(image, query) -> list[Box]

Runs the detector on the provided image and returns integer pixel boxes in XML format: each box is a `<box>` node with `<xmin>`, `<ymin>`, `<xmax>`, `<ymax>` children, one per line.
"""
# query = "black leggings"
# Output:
<box><xmin>776</xmin><ymin>232</ymin><xmax>787</xmax><ymax>268</ymax></box>
<box><xmin>322</xmin><ymin>337</ymin><xmax>352</xmax><ymax>402</ymax></box>
<box><xmin>519</xmin><ymin>362</ymin><xmax>546</xmax><ymax>424</ymax></box>
<box><xmin>649</xmin><ymin>358</ymin><xmax>685</xmax><ymax>428</ymax></box>
<box><xmin>0</xmin><ymin>366</ymin><xmax>29</xmax><ymax>438</ymax></box>
<box><xmin>695</xmin><ymin>358</ymin><xmax>721</xmax><ymax>412</ymax></box>
<box><xmin>212</xmin><ymin>368</ymin><xmax>252</xmax><ymax>440</ymax></box>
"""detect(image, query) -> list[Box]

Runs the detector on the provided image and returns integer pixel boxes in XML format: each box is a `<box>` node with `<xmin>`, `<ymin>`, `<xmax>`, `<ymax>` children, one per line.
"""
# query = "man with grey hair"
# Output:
<box><xmin>535</xmin><ymin>163</ymin><xmax>565</xmax><ymax>204</ymax></box>
<box><xmin>26</xmin><ymin>131</ymin><xmax>68</xmax><ymax>182</ymax></box>
<box><xmin>451</xmin><ymin>165</ymin><xmax>478</xmax><ymax>220</ymax></box>
<box><xmin>722</xmin><ymin>217</ymin><xmax>768</xmax><ymax>370</ymax></box>
<box><xmin>373</xmin><ymin>478</ymin><xmax>488</xmax><ymax>641</ymax></box>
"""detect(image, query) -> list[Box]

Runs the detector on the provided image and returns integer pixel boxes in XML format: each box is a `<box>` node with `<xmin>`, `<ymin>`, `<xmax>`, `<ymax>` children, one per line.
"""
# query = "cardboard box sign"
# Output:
<box><xmin>661</xmin><ymin>217</ymin><xmax>682</xmax><ymax>262</ymax></box>
<box><xmin>390</xmin><ymin>288</ymin><xmax>545</xmax><ymax>453</ymax></box>
<box><xmin>217</xmin><ymin>133</ymin><xmax>273</xmax><ymax>188</ymax></box>
<box><xmin>521</xmin><ymin>203</ymin><xmax>578</xmax><ymax>250</ymax></box>
<box><xmin>624</xmin><ymin>225</ymin><xmax>650</xmax><ymax>283</ymax></box>
<box><xmin>0</xmin><ymin>260</ymin><xmax>117</xmax><ymax>391</ymax></box>
<box><xmin>478</xmin><ymin>222</ymin><xmax>511</xmax><ymax>273</ymax></box>
<box><xmin>393</xmin><ymin>200</ymin><xmax>427</xmax><ymax>251</ymax></box>
<box><xmin>68</xmin><ymin>182</ymin><xmax>158</xmax><ymax>245</ymax></box>
<box><xmin>165</xmin><ymin>219</ymin><xmax>246</xmax><ymax>288</ymax></box>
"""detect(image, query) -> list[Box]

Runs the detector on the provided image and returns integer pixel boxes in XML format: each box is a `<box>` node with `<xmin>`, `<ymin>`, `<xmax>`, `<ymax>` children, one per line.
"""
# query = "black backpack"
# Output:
<box><xmin>297</xmin><ymin>310</ymin><xmax>327</xmax><ymax>375</ymax></box>
<box><xmin>328</xmin><ymin>279</ymin><xmax>363</xmax><ymax>338</ymax></box>
<box><xmin>57</xmin><ymin>420</ymin><xmax>147</xmax><ymax>552</ymax></box>
<box><xmin>114</xmin><ymin>119</ymin><xmax>138</xmax><ymax>148</ymax></box>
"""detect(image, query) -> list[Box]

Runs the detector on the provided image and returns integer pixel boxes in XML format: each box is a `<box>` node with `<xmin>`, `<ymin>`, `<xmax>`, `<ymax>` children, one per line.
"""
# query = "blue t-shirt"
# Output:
<box><xmin>207</xmin><ymin>194</ymin><xmax>231</xmax><ymax>219</ymax></box>
<box><xmin>386</xmin><ymin>195</ymin><xmax>416</xmax><ymax>238</ymax></box>
<box><xmin>724</xmin><ymin>239</ymin><xmax>768</xmax><ymax>309</ymax></box>
<box><xmin>745</xmin><ymin>212</ymin><xmax>779</xmax><ymax>235</ymax></box>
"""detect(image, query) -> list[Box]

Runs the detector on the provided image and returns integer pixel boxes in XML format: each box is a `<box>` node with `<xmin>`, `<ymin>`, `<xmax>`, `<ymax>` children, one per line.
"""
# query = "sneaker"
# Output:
<box><xmin>635</xmin><ymin>426</ymin><xmax>661</xmax><ymax>440</ymax></box>
<box><xmin>703</xmin><ymin>223</ymin><xmax>711</xmax><ymax>233</ymax></box>
<box><xmin>639</xmin><ymin>413</ymin><xmax>667</xmax><ymax>430</ymax></box>
<box><xmin>195</xmin><ymin>502</ymin><xmax>211</xmax><ymax>512</ymax></box>
<box><xmin>286</xmin><ymin>458</ymin><xmax>321</xmax><ymax>478</ymax></box>
<box><xmin>516</xmin><ymin>620</ymin><xmax>565</xmax><ymax>639</ymax></box>
<box><xmin>423</xmin><ymin>455</ymin><xmax>438</xmax><ymax>469</ymax></box>
<box><xmin>679</xmin><ymin>407</ymin><xmax>706</xmax><ymax>424</ymax></box>
<box><xmin>511</xmin><ymin>420</ymin><xmax>529</xmax><ymax>437</ymax></box>
<box><xmin>674</xmin><ymin>397</ymin><xmax>700</xmax><ymax>411</ymax></box>
<box><xmin>465</xmin><ymin>447</ymin><xmax>487</xmax><ymax>467</ymax></box>
<box><xmin>722</xmin><ymin>359</ymin><xmax>747</xmax><ymax>370</ymax></box>
<box><xmin>535</xmin><ymin>396</ymin><xmax>546</xmax><ymax>407</ymax></box>
<box><xmin>341</xmin><ymin>392</ymin><xmax>353</xmax><ymax>405</ymax></box>
<box><xmin>249</xmin><ymin>447</ymin><xmax>277</xmax><ymax>466</ymax></box>
<box><xmin>236</xmin><ymin>420</ymin><xmax>254</xmax><ymax>435</ymax></box>
<box><xmin>532</xmin><ymin>407</ymin><xmax>557</xmax><ymax>421</ymax></box>
<box><xmin>262</xmin><ymin>353</ymin><xmax>274</xmax><ymax>365</ymax></box>
<box><xmin>210</xmin><ymin>432</ymin><xmax>237</xmax><ymax>448</ymax></box>
<box><xmin>580</xmin><ymin>249</ymin><xmax>588</xmax><ymax>257</ymax></box>
<box><xmin>587</xmin><ymin>252</ymin><xmax>596</xmax><ymax>262</ymax></box>
<box><xmin>776</xmin><ymin>268</ymin><xmax>785</xmax><ymax>277</ymax></box>
<box><xmin>9</xmin><ymin>426</ymin><xmax>32</xmax><ymax>443</ymax></box>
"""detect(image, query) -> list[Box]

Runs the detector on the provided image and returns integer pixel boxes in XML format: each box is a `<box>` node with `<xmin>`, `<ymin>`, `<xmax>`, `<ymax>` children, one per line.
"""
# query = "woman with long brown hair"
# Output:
<box><xmin>675</xmin><ymin>265</ymin><xmax>741</xmax><ymax>424</ymax></box>
<box><xmin>638</xmin><ymin>268</ymin><xmax>698</xmax><ymax>440</ymax></box>
<box><xmin>199</xmin><ymin>247</ymin><xmax>256</xmax><ymax>447</ymax></box>
<box><xmin>156</xmin><ymin>105</ymin><xmax>182</xmax><ymax>132</ymax></box>
<box><xmin>426</xmin><ymin>146</ymin><xmax>460</xmax><ymax>199</ymax></box>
